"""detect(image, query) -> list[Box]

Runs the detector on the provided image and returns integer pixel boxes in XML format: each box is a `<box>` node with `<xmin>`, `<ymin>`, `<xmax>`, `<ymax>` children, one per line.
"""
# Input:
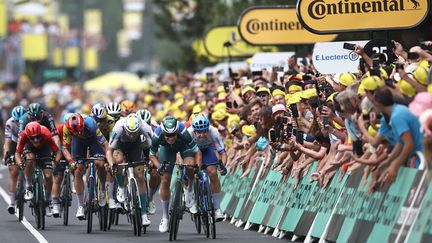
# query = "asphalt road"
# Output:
<box><xmin>0</xmin><ymin>164</ymin><xmax>287</xmax><ymax>243</ymax></box>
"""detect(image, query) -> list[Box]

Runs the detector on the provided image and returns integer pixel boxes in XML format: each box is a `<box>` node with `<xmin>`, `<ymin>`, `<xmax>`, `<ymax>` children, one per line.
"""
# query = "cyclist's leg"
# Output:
<box><xmin>127</xmin><ymin>142</ymin><xmax>149</xmax><ymax>215</ymax></box>
<box><xmin>37</xmin><ymin>145</ymin><xmax>54</xmax><ymax>203</ymax></box>
<box><xmin>71</xmin><ymin>137</ymin><xmax>87</xmax><ymax>210</ymax></box>
<box><xmin>181</xmin><ymin>147</ymin><xmax>197</xmax><ymax>211</ymax></box>
<box><xmin>51</xmin><ymin>160</ymin><xmax>65</xmax><ymax>215</ymax></box>
<box><xmin>112</xmin><ymin>149</ymin><xmax>126</xmax><ymax>203</ymax></box>
<box><xmin>23</xmin><ymin>148</ymin><xmax>35</xmax><ymax>191</ymax></box>
<box><xmin>158</xmin><ymin>146</ymin><xmax>175</xmax><ymax>221</ymax></box>
<box><xmin>7</xmin><ymin>144</ymin><xmax>19</xmax><ymax>207</ymax></box>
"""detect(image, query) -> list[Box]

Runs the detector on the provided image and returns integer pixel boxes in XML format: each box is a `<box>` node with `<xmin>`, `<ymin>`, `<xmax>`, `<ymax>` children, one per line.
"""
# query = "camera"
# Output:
<box><xmin>296</xmin><ymin>130</ymin><xmax>304</xmax><ymax>144</ymax></box>
<box><xmin>290</xmin><ymin>104</ymin><xmax>299</xmax><ymax>118</ymax></box>
<box><xmin>395</xmin><ymin>62</ymin><xmax>404</xmax><ymax>70</ymax></box>
<box><xmin>223</xmin><ymin>81</ymin><xmax>230</xmax><ymax>92</ymax></box>
<box><xmin>276</xmin><ymin>116</ymin><xmax>288</xmax><ymax>125</ymax></box>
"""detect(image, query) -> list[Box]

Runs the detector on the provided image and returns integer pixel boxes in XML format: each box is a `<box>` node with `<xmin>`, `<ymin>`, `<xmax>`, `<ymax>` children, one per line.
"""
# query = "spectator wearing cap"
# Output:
<box><xmin>241</xmin><ymin>86</ymin><xmax>256</xmax><ymax>104</ymax></box>
<box><xmin>272</xmin><ymin>89</ymin><xmax>287</xmax><ymax>106</ymax></box>
<box><xmin>372</xmin><ymin>88</ymin><xmax>424</xmax><ymax>186</ymax></box>
<box><xmin>333</xmin><ymin>73</ymin><xmax>357</xmax><ymax>92</ymax></box>
<box><xmin>256</xmin><ymin>87</ymin><xmax>271</xmax><ymax>105</ymax></box>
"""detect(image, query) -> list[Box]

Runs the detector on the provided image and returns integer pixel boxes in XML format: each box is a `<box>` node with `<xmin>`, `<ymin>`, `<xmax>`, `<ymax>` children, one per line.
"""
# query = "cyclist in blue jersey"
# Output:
<box><xmin>149</xmin><ymin>116</ymin><xmax>202</xmax><ymax>233</ymax></box>
<box><xmin>187</xmin><ymin>114</ymin><xmax>227</xmax><ymax>221</ymax></box>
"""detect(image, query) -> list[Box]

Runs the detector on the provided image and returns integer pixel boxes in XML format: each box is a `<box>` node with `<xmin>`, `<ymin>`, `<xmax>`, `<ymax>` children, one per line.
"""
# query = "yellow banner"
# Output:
<box><xmin>65</xmin><ymin>47</ymin><xmax>79</xmax><ymax>67</ymax></box>
<box><xmin>123</xmin><ymin>12</ymin><xmax>142</xmax><ymax>40</ymax></box>
<box><xmin>0</xmin><ymin>1</ymin><xmax>6</xmax><ymax>37</ymax></box>
<box><xmin>85</xmin><ymin>48</ymin><xmax>98</xmax><ymax>71</ymax></box>
<box><xmin>192</xmin><ymin>39</ymin><xmax>218</xmax><ymax>62</ymax></box>
<box><xmin>53</xmin><ymin>47</ymin><xmax>63</xmax><ymax>67</ymax></box>
<box><xmin>85</xmin><ymin>9</ymin><xmax>102</xmax><ymax>35</ymax></box>
<box><xmin>204</xmin><ymin>26</ymin><xmax>277</xmax><ymax>58</ymax></box>
<box><xmin>238</xmin><ymin>6</ymin><xmax>337</xmax><ymax>45</ymax></box>
<box><xmin>58</xmin><ymin>14</ymin><xmax>69</xmax><ymax>34</ymax></box>
<box><xmin>22</xmin><ymin>34</ymin><xmax>48</xmax><ymax>60</ymax></box>
<box><xmin>297</xmin><ymin>0</ymin><xmax>430</xmax><ymax>33</ymax></box>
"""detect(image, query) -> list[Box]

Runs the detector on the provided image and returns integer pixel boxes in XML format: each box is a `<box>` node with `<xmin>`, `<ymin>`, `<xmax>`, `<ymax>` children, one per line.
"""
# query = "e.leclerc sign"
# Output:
<box><xmin>238</xmin><ymin>6</ymin><xmax>337</xmax><ymax>45</ymax></box>
<box><xmin>297</xmin><ymin>0</ymin><xmax>430</xmax><ymax>34</ymax></box>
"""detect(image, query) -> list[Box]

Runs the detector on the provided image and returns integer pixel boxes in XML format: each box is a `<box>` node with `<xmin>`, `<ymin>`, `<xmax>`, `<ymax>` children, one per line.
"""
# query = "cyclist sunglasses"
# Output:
<box><xmin>164</xmin><ymin>133</ymin><xmax>177</xmax><ymax>138</ymax></box>
<box><xmin>29</xmin><ymin>135</ymin><xmax>42</xmax><ymax>141</ymax></box>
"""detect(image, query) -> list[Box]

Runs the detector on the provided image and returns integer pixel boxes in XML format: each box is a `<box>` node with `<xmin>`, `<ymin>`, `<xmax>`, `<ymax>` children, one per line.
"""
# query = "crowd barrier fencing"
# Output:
<box><xmin>220</xmin><ymin>160</ymin><xmax>432</xmax><ymax>243</ymax></box>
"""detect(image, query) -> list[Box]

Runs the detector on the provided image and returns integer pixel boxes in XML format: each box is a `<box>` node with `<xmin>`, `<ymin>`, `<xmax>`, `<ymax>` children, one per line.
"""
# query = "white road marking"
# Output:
<box><xmin>0</xmin><ymin>186</ymin><xmax>48</xmax><ymax>243</ymax></box>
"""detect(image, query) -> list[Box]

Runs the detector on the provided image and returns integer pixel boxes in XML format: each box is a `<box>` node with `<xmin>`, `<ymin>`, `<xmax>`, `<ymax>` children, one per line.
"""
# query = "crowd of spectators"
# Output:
<box><xmin>1</xmin><ymin>40</ymin><xmax>432</xmax><ymax>193</ymax></box>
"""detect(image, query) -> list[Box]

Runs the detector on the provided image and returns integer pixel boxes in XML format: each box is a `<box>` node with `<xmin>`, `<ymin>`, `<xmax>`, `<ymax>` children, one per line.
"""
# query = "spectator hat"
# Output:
<box><xmin>409</xmin><ymin>92</ymin><xmax>432</xmax><ymax>116</ymax></box>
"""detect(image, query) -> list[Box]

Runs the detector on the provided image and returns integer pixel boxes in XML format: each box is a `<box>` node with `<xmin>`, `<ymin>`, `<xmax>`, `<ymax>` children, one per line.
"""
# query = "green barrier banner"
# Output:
<box><xmin>325</xmin><ymin>167</ymin><xmax>420</xmax><ymax>243</ymax></box>
<box><xmin>261</xmin><ymin>170</ymin><xmax>298</xmax><ymax>230</ymax></box>
<box><xmin>279</xmin><ymin>163</ymin><xmax>318</xmax><ymax>232</ymax></box>
<box><xmin>232</xmin><ymin>167</ymin><xmax>257</xmax><ymax>220</ymax></box>
<box><xmin>220</xmin><ymin>168</ymin><xmax>242</xmax><ymax>215</ymax></box>
<box><xmin>298</xmin><ymin>168</ymin><xmax>349</xmax><ymax>238</ymax></box>
<box><xmin>247</xmin><ymin>168</ymin><xmax>282</xmax><ymax>225</ymax></box>
<box><xmin>405</xmin><ymin>175</ymin><xmax>432</xmax><ymax>243</ymax></box>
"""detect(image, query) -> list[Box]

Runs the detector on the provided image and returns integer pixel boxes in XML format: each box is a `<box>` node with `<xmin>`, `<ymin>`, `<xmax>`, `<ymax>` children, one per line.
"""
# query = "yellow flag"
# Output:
<box><xmin>85</xmin><ymin>48</ymin><xmax>98</xmax><ymax>71</ymax></box>
<box><xmin>22</xmin><ymin>34</ymin><xmax>48</xmax><ymax>60</ymax></box>
<box><xmin>65</xmin><ymin>47</ymin><xmax>79</xmax><ymax>67</ymax></box>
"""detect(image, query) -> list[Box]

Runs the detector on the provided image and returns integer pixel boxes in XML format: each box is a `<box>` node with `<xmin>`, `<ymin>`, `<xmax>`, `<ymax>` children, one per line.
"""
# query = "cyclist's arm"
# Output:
<box><xmin>3</xmin><ymin>121</ymin><xmax>13</xmax><ymax>160</ymax></box>
<box><xmin>46</xmin><ymin>113</ymin><xmax>58</xmax><ymax>135</ymax></box>
<box><xmin>48</xmin><ymin>135</ymin><xmax>61</xmax><ymax>163</ymax></box>
<box><xmin>15</xmin><ymin>133</ymin><xmax>26</xmax><ymax>165</ymax></box>
<box><xmin>194</xmin><ymin>149</ymin><xmax>202</xmax><ymax>168</ymax></box>
<box><xmin>18</xmin><ymin>116</ymin><xmax>26</xmax><ymax>133</ymax></box>
<box><xmin>62</xmin><ymin>126</ymin><xmax>74</xmax><ymax>162</ymax></box>
<box><xmin>149</xmin><ymin>131</ymin><xmax>161</xmax><ymax>168</ymax></box>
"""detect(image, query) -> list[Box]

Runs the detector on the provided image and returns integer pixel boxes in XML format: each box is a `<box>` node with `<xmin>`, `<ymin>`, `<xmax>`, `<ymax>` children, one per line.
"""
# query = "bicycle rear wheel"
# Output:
<box><xmin>87</xmin><ymin>177</ymin><xmax>95</xmax><ymax>234</ymax></box>
<box><xmin>193</xmin><ymin>180</ymin><xmax>201</xmax><ymax>234</ymax></box>
<box><xmin>36</xmin><ymin>174</ymin><xmax>45</xmax><ymax>230</ymax></box>
<box><xmin>17</xmin><ymin>174</ymin><xmax>25</xmax><ymax>222</ymax></box>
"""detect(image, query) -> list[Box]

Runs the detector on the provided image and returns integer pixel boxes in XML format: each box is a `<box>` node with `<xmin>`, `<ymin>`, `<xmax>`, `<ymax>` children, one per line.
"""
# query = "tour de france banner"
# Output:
<box><xmin>296</xmin><ymin>0</ymin><xmax>430</xmax><ymax>34</ymax></box>
<box><xmin>325</xmin><ymin>166</ymin><xmax>421</xmax><ymax>243</ymax></box>
<box><xmin>237</xmin><ymin>6</ymin><xmax>337</xmax><ymax>45</ymax></box>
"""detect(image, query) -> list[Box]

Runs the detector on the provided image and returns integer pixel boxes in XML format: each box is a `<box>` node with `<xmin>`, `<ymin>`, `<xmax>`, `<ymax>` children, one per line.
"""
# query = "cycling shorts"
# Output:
<box><xmin>116</xmin><ymin>141</ymin><xmax>147</xmax><ymax>163</ymax></box>
<box><xmin>200</xmin><ymin>146</ymin><xmax>218</xmax><ymax>165</ymax></box>
<box><xmin>23</xmin><ymin>144</ymin><xmax>53</xmax><ymax>170</ymax></box>
<box><xmin>71</xmin><ymin>136</ymin><xmax>105</xmax><ymax>164</ymax></box>
<box><xmin>158</xmin><ymin>144</ymin><xmax>195</xmax><ymax>174</ymax></box>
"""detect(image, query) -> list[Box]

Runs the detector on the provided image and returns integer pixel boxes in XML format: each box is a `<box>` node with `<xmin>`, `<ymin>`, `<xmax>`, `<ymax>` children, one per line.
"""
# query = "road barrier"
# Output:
<box><xmin>220</xmin><ymin>162</ymin><xmax>432</xmax><ymax>243</ymax></box>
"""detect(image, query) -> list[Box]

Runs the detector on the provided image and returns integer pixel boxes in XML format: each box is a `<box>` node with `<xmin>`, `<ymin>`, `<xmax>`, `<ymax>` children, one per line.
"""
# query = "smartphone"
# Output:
<box><xmin>296</xmin><ymin>130</ymin><xmax>304</xmax><ymax>144</ymax></box>
<box><xmin>323</xmin><ymin>116</ymin><xmax>330</xmax><ymax>127</ymax></box>
<box><xmin>343</xmin><ymin>43</ymin><xmax>356</xmax><ymax>51</ymax></box>
<box><xmin>362</xmin><ymin>113</ymin><xmax>370</xmax><ymax>121</ymax></box>
<box><xmin>352</xmin><ymin>140</ymin><xmax>364</xmax><ymax>156</ymax></box>
<box><xmin>407</xmin><ymin>52</ymin><xmax>420</xmax><ymax>60</ymax></box>
<box><xmin>372</xmin><ymin>58</ymin><xmax>380</xmax><ymax>70</ymax></box>
<box><xmin>269</xmin><ymin>130</ymin><xmax>277</xmax><ymax>142</ymax></box>
<box><xmin>292</xmin><ymin>128</ymin><xmax>298</xmax><ymax>137</ymax></box>
<box><xmin>302</xmin><ymin>74</ymin><xmax>312</xmax><ymax>81</ymax></box>
<box><xmin>226</xmin><ymin>101</ymin><xmax>233</xmax><ymax>109</ymax></box>
<box><xmin>223</xmin><ymin>81</ymin><xmax>230</xmax><ymax>92</ymax></box>
<box><xmin>290</xmin><ymin>104</ymin><xmax>299</xmax><ymax>118</ymax></box>
<box><xmin>252</xmin><ymin>71</ymin><xmax>263</xmax><ymax>77</ymax></box>
<box><xmin>286</xmin><ymin>125</ymin><xmax>293</xmax><ymax>137</ymax></box>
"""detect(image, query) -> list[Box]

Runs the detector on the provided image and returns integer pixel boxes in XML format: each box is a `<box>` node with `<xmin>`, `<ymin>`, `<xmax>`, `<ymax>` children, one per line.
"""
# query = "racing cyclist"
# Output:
<box><xmin>91</xmin><ymin>103</ymin><xmax>116</xmax><ymax>140</ymax></box>
<box><xmin>149</xmin><ymin>116</ymin><xmax>202</xmax><ymax>233</ymax></box>
<box><xmin>62</xmin><ymin>113</ymin><xmax>110</xmax><ymax>220</ymax></box>
<box><xmin>15</xmin><ymin>122</ymin><xmax>62</xmax><ymax>216</ymax></box>
<box><xmin>18</xmin><ymin>103</ymin><xmax>60</xmax><ymax>147</ymax></box>
<box><xmin>107</xmin><ymin>114</ymin><xmax>153</xmax><ymax>226</ymax></box>
<box><xmin>3</xmin><ymin>105</ymin><xmax>26</xmax><ymax>214</ymax></box>
<box><xmin>120</xmin><ymin>100</ymin><xmax>136</xmax><ymax>117</ymax></box>
<box><xmin>188</xmin><ymin>115</ymin><xmax>227</xmax><ymax>220</ymax></box>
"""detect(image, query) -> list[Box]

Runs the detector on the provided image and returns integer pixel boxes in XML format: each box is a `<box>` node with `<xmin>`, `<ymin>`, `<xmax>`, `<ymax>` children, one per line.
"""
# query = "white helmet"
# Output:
<box><xmin>91</xmin><ymin>103</ymin><xmax>107</xmax><ymax>120</ymax></box>
<box><xmin>106</xmin><ymin>102</ymin><xmax>121</xmax><ymax>116</ymax></box>
<box><xmin>123</xmin><ymin>113</ymin><xmax>142</xmax><ymax>134</ymax></box>
<box><xmin>136</xmin><ymin>109</ymin><xmax>152</xmax><ymax>125</ymax></box>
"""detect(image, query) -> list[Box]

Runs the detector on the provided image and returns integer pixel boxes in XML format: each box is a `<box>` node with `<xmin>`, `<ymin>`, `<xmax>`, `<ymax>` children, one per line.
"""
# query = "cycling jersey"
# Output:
<box><xmin>16</xmin><ymin>125</ymin><xmax>59</xmax><ymax>153</ymax></box>
<box><xmin>187</xmin><ymin>125</ymin><xmax>225</xmax><ymax>153</ymax></box>
<box><xmin>93</xmin><ymin>114</ymin><xmax>116</xmax><ymax>140</ymax></box>
<box><xmin>150</xmin><ymin>122</ymin><xmax>199</xmax><ymax>156</ymax></box>
<box><xmin>18</xmin><ymin>111</ymin><xmax>58</xmax><ymax>136</ymax></box>
<box><xmin>62</xmin><ymin>116</ymin><xmax>107</xmax><ymax>148</ymax></box>
<box><xmin>109</xmin><ymin>119</ymin><xmax>152</xmax><ymax>162</ymax></box>
<box><xmin>5</xmin><ymin>117</ymin><xmax>19</xmax><ymax>143</ymax></box>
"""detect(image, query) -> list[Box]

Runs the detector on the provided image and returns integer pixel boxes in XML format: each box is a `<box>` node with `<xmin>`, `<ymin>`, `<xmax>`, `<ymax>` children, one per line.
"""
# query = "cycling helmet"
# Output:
<box><xmin>136</xmin><ymin>109</ymin><xmax>152</xmax><ymax>125</ymax></box>
<box><xmin>66</xmin><ymin>113</ymin><xmax>85</xmax><ymax>135</ymax></box>
<box><xmin>160</xmin><ymin>116</ymin><xmax>179</xmax><ymax>134</ymax></box>
<box><xmin>192</xmin><ymin>114</ymin><xmax>210</xmax><ymax>131</ymax></box>
<box><xmin>106</xmin><ymin>102</ymin><xmax>121</xmax><ymax>116</ymax></box>
<box><xmin>28</xmin><ymin>103</ymin><xmax>43</xmax><ymax>120</ymax></box>
<box><xmin>11</xmin><ymin>105</ymin><xmax>26</xmax><ymax>121</ymax></box>
<box><xmin>121</xmin><ymin>100</ymin><xmax>136</xmax><ymax>113</ymax></box>
<box><xmin>25</xmin><ymin>121</ymin><xmax>42</xmax><ymax>137</ymax></box>
<box><xmin>91</xmin><ymin>103</ymin><xmax>107</xmax><ymax>120</ymax></box>
<box><xmin>124</xmin><ymin>114</ymin><xmax>141</xmax><ymax>134</ymax></box>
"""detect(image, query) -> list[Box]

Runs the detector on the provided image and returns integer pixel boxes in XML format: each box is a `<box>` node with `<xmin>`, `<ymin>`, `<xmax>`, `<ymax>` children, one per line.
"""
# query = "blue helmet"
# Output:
<box><xmin>192</xmin><ymin>115</ymin><xmax>210</xmax><ymax>131</ymax></box>
<box><xmin>11</xmin><ymin>105</ymin><xmax>26</xmax><ymax>121</ymax></box>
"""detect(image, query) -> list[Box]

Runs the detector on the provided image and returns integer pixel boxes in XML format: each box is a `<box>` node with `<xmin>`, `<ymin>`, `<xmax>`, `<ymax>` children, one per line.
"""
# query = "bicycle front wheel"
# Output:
<box><xmin>62</xmin><ymin>173</ymin><xmax>71</xmax><ymax>226</ymax></box>
<box><xmin>205</xmin><ymin>181</ymin><xmax>216</xmax><ymax>239</ymax></box>
<box><xmin>130</xmin><ymin>180</ymin><xmax>142</xmax><ymax>236</ymax></box>
<box><xmin>87</xmin><ymin>176</ymin><xmax>95</xmax><ymax>234</ymax></box>
<box><xmin>17</xmin><ymin>174</ymin><xmax>25</xmax><ymax>222</ymax></box>
<box><xmin>169</xmin><ymin>180</ymin><xmax>182</xmax><ymax>241</ymax></box>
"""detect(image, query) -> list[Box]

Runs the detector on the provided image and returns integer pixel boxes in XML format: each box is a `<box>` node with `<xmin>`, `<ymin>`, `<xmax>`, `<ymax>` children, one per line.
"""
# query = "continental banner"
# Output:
<box><xmin>238</xmin><ymin>6</ymin><xmax>337</xmax><ymax>45</ymax></box>
<box><xmin>297</xmin><ymin>0</ymin><xmax>430</xmax><ymax>34</ymax></box>
<box><xmin>325</xmin><ymin>167</ymin><xmax>420</xmax><ymax>243</ymax></box>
